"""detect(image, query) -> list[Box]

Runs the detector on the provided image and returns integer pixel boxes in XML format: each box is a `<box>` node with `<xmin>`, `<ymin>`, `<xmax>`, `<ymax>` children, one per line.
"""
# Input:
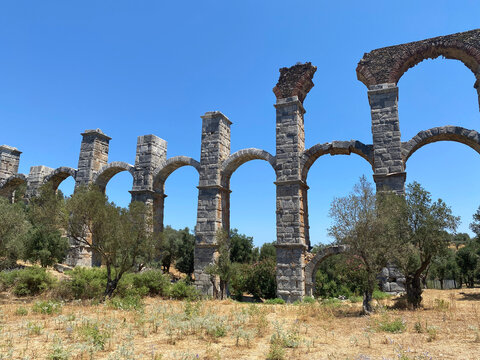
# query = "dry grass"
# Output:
<box><xmin>0</xmin><ymin>289</ymin><xmax>479</xmax><ymax>359</ymax></box>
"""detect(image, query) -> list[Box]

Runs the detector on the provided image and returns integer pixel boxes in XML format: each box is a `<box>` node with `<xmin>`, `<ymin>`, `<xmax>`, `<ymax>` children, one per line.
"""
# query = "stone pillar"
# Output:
<box><xmin>130</xmin><ymin>134</ymin><xmax>167</xmax><ymax>233</ymax></box>
<box><xmin>75</xmin><ymin>129</ymin><xmax>111</xmax><ymax>188</ymax></box>
<box><xmin>368</xmin><ymin>84</ymin><xmax>406</xmax><ymax>194</ymax></box>
<box><xmin>194</xmin><ymin>111</ymin><xmax>231</xmax><ymax>296</ymax></box>
<box><xmin>273</xmin><ymin>63</ymin><xmax>316</xmax><ymax>302</ymax></box>
<box><xmin>26</xmin><ymin>166</ymin><xmax>54</xmax><ymax>199</ymax></box>
<box><xmin>0</xmin><ymin>145</ymin><xmax>21</xmax><ymax>182</ymax></box>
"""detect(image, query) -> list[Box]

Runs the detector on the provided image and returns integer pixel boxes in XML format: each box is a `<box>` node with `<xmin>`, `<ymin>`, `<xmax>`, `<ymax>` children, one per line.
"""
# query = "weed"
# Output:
<box><xmin>349</xmin><ymin>295</ymin><xmax>363</xmax><ymax>303</ymax></box>
<box><xmin>303</xmin><ymin>296</ymin><xmax>315</xmax><ymax>304</ymax></box>
<box><xmin>32</xmin><ymin>300</ymin><xmax>62</xmax><ymax>315</ymax></box>
<box><xmin>26</xmin><ymin>321</ymin><xmax>43</xmax><ymax>335</ymax></box>
<box><xmin>433</xmin><ymin>298</ymin><xmax>450</xmax><ymax>311</ymax></box>
<box><xmin>107</xmin><ymin>295</ymin><xmax>144</xmax><ymax>311</ymax></box>
<box><xmin>372</xmin><ymin>290</ymin><xmax>391</xmax><ymax>300</ymax></box>
<box><xmin>426</xmin><ymin>326</ymin><xmax>438</xmax><ymax>342</ymax></box>
<box><xmin>266</xmin><ymin>340</ymin><xmax>285</xmax><ymax>360</ymax></box>
<box><xmin>377</xmin><ymin>316</ymin><xmax>406</xmax><ymax>333</ymax></box>
<box><xmin>413</xmin><ymin>321</ymin><xmax>423</xmax><ymax>333</ymax></box>
<box><xmin>14</xmin><ymin>306</ymin><xmax>28</xmax><ymax>316</ymax></box>
<box><xmin>48</xmin><ymin>338</ymin><xmax>70</xmax><ymax>360</ymax></box>
<box><xmin>78</xmin><ymin>320</ymin><xmax>111</xmax><ymax>350</ymax></box>
<box><xmin>264</xmin><ymin>298</ymin><xmax>285</xmax><ymax>305</ymax></box>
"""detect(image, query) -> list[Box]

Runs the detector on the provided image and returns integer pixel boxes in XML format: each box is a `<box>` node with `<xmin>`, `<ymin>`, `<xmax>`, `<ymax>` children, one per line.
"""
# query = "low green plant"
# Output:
<box><xmin>413</xmin><ymin>321</ymin><xmax>423</xmax><ymax>333</ymax></box>
<box><xmin>303</xmin><ymin>296</ymin><xmax>315</xmax><ymax>304</ymax></box>
<box><xmin>433</xmin><ymin>298</ymin><xmax>450</xmax><ymax>311</ymax></box>
<box><xmin>26</xmin><ymin>321</ymin><xmax>43</xmax><ymax>335</ymax></box>
<box><xmin>78</xmin><ymin>321</ymin><xmax>111</xmax><ymax>350</ymax></box>
<box><xmin>426</xmin><ymin>326</ymin><xmax>438</xmax><ymax>342</ymax></box>
<box><xmin>264</xmin><ymin>298</ymin><xmax>285</xmax><ymax>305</ymax></box>
<box><xmin>32</xmin><ymin>300</ymin><xmax>62</xmax><ymax>315</ymax></box>
<box><xmin>48</xmin><ymin>338</ymin><xmax>70</xmax><ymax>360</ymax></box>
<box><xmin>372</xmin><ymin>289</ymin><xmax>391</xmax><ymax>300</ymax></box>
<box><xmin>377</xmin><ymin>316</ymin><xmax>406</xmax><ymax>333</ymax></box>
<box><xmin>14</xmin><ymin>306</ymin><xmax>28</xmax><ymax>316</ymax></box>
<box><xmin>266</xmin><ymin>341</ymin><xmax>285</xmax><ymax>360</ymax></box>
<box><xmin>349</xmin><ymin>295</ymin><xmax>363</xmax><ymax>303</ymax></box>
<box><xmin>107</xmin><ymin>295</ymin><xmax>144</xmax><ymax>311</ymax></box>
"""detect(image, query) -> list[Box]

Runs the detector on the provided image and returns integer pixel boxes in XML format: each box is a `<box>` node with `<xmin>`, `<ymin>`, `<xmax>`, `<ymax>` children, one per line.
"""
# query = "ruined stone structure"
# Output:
<box><xmin>2</xmin><ymin>29</ymin><xmax>480</xmax><ymax>301</ymax></box>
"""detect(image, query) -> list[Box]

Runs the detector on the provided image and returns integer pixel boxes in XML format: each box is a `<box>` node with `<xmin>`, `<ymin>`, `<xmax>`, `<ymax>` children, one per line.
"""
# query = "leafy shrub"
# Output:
<box><xmin>264</xmin><ymin>298</ymin><xmax>285</xmax><ymax>305</ymax></box>
<box><xmin>32</xmin><ymin>300</ymin><xmax>63</xmax><ymax>315</ymax></box>
<box><xmin>349</xmin><ymin>295</ymin><xmax>363</xmax><ymax>303</ymax></box>
<box><xmin>169</xmin><ymin>280</ymin><xmax>200</xmax><ymax>300</ymax></box>
<box><xmin>60</xmin><ymin>267</ymin><xmax>106</xmax><ymax>300</ymax></box>
<box><xmin>116</xmin><ymin>270</ymin><xmax>170</xmax><ymax>298</ymax></box>
<box><xmin>230</xmin><ymin>259</ymin><xmax>277</xmax><ymax>300</ymax></box>
<box><xmin>77</xmin><ymin>321</ymin><xmax>111</xmax><ymax>350</ymax></box>
<box><xmin>0</xmin><ymin>267</ymin><xmax>56</xmax><ymax>296</ymax></box>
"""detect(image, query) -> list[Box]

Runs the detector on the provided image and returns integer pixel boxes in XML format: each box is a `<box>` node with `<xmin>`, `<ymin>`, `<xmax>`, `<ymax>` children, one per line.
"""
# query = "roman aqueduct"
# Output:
<box><xmin>2</xmin><ymin>29</ymin><xmax>480</xmax><ymax>301</ymax></box>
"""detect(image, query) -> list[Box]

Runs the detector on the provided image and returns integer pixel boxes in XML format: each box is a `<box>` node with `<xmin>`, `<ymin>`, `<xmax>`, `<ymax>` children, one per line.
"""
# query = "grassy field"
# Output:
<box><xmin>0</xmin><ymin>289</ymin><xmax>479</xmax><ymax>360</ymax></box>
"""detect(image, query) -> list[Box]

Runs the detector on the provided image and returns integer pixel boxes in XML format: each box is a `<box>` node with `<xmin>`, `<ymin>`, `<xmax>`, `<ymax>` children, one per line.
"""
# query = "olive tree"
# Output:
<box><xmin>65</xmin><ymin>186</ymin><xmax>153</xmax><ymax>298</ymax></box>
<box><xmin>328</xmin><ymin>176</ymin><xmax>399</xmax><ymax>314</ymax></box>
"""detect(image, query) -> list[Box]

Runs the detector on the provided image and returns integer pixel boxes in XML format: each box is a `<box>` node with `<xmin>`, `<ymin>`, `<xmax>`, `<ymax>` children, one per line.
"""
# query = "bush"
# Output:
<box><xmin>169</xmin><ymin>280</ymin><xmax>200</xmax><ymax>300</ymax></box>
<box><xmin>15</xmin><ymin>306</ymin><xmax>28</xmax><ymax>316</ymax></box>
<box><xmin>59</xmin><ymin>267</ymin><xmax>106</xmax><ymax>300</ymax></box>
<box><xmin>230</xmin><ymin>259</ymin><xmax>277</xmax><ymax>300</ymax></box>
<box><xmin>377</xmin><ymin>317</ymin><xmax>406</xmax><ymax>333</ymax></box>
<box><xmin>0</xmin><ymin>267</ymin><xmax>56</xmax><ymax>296</ymax></box>
<box><xmin>372</xmin><ymin>289</ymin><xmax>391</xmax><ymax>300</ymax></box>
<box><xmin>116</xmin><ymin>270</ymin><xmax>170</xmax><ymax>298</ymax></box>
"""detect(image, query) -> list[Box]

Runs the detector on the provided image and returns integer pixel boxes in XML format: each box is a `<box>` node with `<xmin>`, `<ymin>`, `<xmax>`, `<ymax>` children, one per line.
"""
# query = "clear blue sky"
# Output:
<box><xmin>1</xmin><ymin>1</ymin><xmax>480</xmax><ymax>246</ymax></box>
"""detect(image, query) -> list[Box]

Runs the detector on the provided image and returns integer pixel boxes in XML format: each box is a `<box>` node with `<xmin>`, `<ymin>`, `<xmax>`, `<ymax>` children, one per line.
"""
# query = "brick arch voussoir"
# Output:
<box><xmin>93</xmin><ymin>161</ymin><xmax>135</xmax><ymax>191</ymax></box>
<box><xmin>43</xmin><ymin>167</ymin><xmax>77</xmax><ymax>190</ymax></box>
<box><xmin>221</xmin><ymin>148</ymin><xmax>276</xmax><ymax>187</ymax></box>
<box><xmin>0</xmin><ymin>173</ymin><xmax>28</xmax><ymax>197</ymax></box>
<box><xmin>301</xmin><ymin>141</ymin><xmax>374</xmax><ymax>182</ymax></box>
<box><xmin>304</xmin><ymin>245</ymin><xmax>348</xmax><ymax>291</ymax></box>
<box><xmin>402</xmin><ymin>126</ymin><xmax>480</xmax><ymax>164</ymax></box>
<box><xmin>152</xmin><ymin>156</ymin><xmax>201</xmax><ymax>190</ymax></box>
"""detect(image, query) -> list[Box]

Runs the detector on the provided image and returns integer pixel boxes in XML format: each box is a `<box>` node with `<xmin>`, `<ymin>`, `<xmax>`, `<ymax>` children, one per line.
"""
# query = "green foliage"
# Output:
<box><xmin>0</xmin><ymin>266</ymin><xmax>56</xmax><ymax>296</ymax></box>
<box><xmin>428</xmin><ymin>248</ymin><xmax>461</xmax><ymax>287</ymax></box>
<box><xmin>328</xmin><ymin>176</ymin><xmax>400</xmax><ymax>313</ymax></box>
<box><xmin>157</xmin><ymin>226</ymin><xmax>182</xmax><ymax>273</ymax></box>
<box><xmin>206</xmin><ymin>230</ymin><xmax>233</xmax><ymax>299</ymax></box>
<box><xmin>391</xmin><ymin>182</ymin><xmax>458</xmax><ymax>308</ymax></box>
<box><xmin>78</xmin><ymin>321</ymin><xmax>111</xmax><ymax>350</ymax></box>
<box><xmin>32</xmin><ymin>300</ymin><xmax>62</xmax><ymax>315</ymax></box>
<box><xmin>0</xmin><ymin>197</ymin><xmax>30</xmax><ymax>270</ymax></box>
<box><xmin>107</xmin><ymin>295</ymin><xmax>144</xmax><ymax>311</ymax></box>
<box><xmin>229</xmin><ymin>229</ymin><xmax>255</xmax><ymax>264</ymax></box>
<box><xmin>116</xmin><ymin>269</ymin><xmax>171</xmax><ymax>297</ymax></box>
<box><xmin>14</xmin><ymin>306</ymin><xmax>28</xmax><ymax>316</ymax></box>
<box><xmin>65</xmin><ymin>186</ymin><xmax>154</xmax><ymax>298</ymax></box>
<box><xmin>24</xmin><ymin>186</ymin><xmax>69</xmax><ymax>267</ymax></box>
<box><xmin>60</xmin><ymin>267</ymin><xmax>107</xmax><ymax>300</ymax></box>
<box><xmin>377</xmin><ymin>316</ymin><xmax>406</xmax><ymax>333</ymax></box>
<box><xmin>455</xmin><ymin>241</ymin><xmax>479</xmax><ymax>287</ymax></box>
<box><xmin>258</xmin><ymin>243</ymin><xmax>276</xmax><ymax>262</ymax></box>
<box><xmin>230</xmin><ymin>258</ymin><xmax>277</xmax><ymax>300</ymax></box>
<box><xmin>174</xmin><ymin>227</ymin><xmax>195</xmax><ymax>277</ymax></box>
<box><xmin>372</xmin><ymin>290</ymin><xmax>391</xmax><ymax>300</ymax></box>
<box><xmin>302</xmin><ymin>296</ymin><xmax>315</xmax><ymax>304</ymax></box>
<box><xmin>169</xmin><ymin>280</ymin><xmax>200</xmax><ymax>300</ymax></box>
<box><xmin>264</xmin><ymin>298</ymin><xmax>285</xmax><ymax>305</ymax></box>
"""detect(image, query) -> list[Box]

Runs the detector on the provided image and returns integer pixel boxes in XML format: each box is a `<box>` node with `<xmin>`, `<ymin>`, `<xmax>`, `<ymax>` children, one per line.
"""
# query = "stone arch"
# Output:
<box><xmin>43</xmin><ymin>167</ymin><xmax>77</xmax><ymax>191</ymax></box>
<box><xmin>301</xmin><ymin>141</ymin><xmax>374</xmax><ymax>182</ymax></box>
<box><xmin>92</xmin><ymin>161</ymin><xmax>135</xmax><ymax>192</ymax></box>
<box><xmin>304</xmin><ymin>245</ymin><xmax>347</xmax><ymax>297</ymax></box>
<box><xmin>357</xmin><ymin>29</ymin><xmax>480</xmax><ymax>91</ymax></box>
<box><xmin>402</xmin><ymin>126</ymin><xmax>480</xmax><ymax>164</ymax></box>
<box><xmin>0</xmin><ymin>173</ymin><xmax>27</xmax><ymax>198</ymax></box>
<box><xmin>221</xmin><ymin>148</ymin><xmax>276</xmax><ymax>187</ymax></box>
<box><xmin>152</xmin><ymin>156</ymin><xmax>201</xmax><ymax>190</ymax></box>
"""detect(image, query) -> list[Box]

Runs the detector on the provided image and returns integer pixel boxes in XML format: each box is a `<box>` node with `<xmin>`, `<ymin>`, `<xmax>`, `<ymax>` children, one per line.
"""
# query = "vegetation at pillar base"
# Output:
<box><xmin>0</xmin><ymin>196</ymin><xmax>30</xmax><ymax>270</ymax></box>
<box><xmin>206</xmin><ymin>230</ymin><xmax>232</xmax><ymax>300</ymax></box>
<box><xmin>156</xmin><ymin>226</ymin><xmax>195</xmax><ymax>277</ymax></box>
<box><xmin>328</xmin><ymin>176</ymin><xmax>397</xmax><ymax>314</ymax></box>
<box><xmin>65</xmin><ymin>185</ymin><xmax>154</xmax><ymax>298</ymax></box>
<box><xmin>389</xmin><ymin>181</ymin><xmax>459</xmax><ymax>309</ymax></box>
<box><xmin>23</xmin><ymin>186</ymin><xmax>69</xmax><ymax>267</ymax></box>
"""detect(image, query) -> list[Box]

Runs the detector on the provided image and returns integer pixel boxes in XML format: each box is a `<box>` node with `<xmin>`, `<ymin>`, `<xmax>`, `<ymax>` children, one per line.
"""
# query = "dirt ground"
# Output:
<box><xmin>0</xmin><ymin>288</ymin><xmax>479</xmax><ymax>360</ymax></box>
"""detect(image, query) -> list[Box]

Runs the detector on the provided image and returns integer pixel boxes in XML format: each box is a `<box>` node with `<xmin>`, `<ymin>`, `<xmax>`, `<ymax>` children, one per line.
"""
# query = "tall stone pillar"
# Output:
<box><xmin>368</xmin><ymin>84</ymin><xmax>406</xmax><ymax>194</ymax></box>
<box><xmin>75</xmin><ymin>129</ymin><xmax>111</xmax><ymax>188</ymax></box>
<box><xmin>0</xmin><ymin>145</ymin><xmax>21</xmax><ymax>182</ymax></box>
<box><xmin>273</xmin><ymin>63</ymin><xmax>316</xmax><ymax>302</ymax></box>
<box><xmin>26</xmin><ymin>165</ymin><xmax>54</xmax><ymax>199</ymax></box>
<box><xmin>194</xmin><ymin>111</ymin><xmax>231</xmax><ymax>296</ymax></box>
<box><xmin>130</xmin><ymin>134</ymin><xmax>167</xmax><ymax>233</ymax></box>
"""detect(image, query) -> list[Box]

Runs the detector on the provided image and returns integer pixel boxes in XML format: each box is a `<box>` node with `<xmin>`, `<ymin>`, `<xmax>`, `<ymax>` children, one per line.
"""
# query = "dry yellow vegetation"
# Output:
<box><xmin>0</xmin><ymin>289</ymin><xmax>479</xmax><ymax>360</ymax></box>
